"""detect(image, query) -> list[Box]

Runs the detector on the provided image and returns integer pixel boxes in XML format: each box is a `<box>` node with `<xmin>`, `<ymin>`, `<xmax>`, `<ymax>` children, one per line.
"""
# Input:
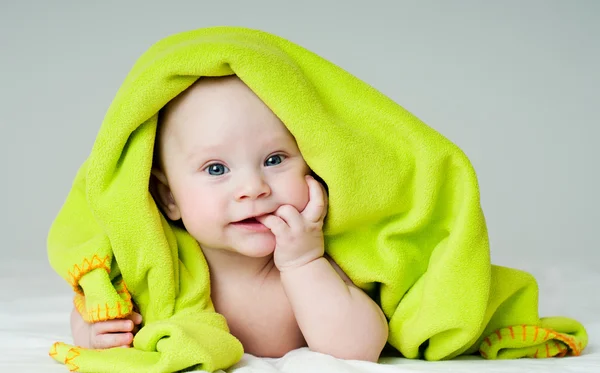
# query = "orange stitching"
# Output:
<box><xmin>495</xmin><ymin>329</ymin><xmax>502</xmax><ymax>340</ymax></box>
<box><xmin>49</xmin><ymin>342</ymin><xmax>60</xmax><ymax>357</ymax></box>
<box><xmin>72</xmin><ymin>280</ymin><xmax>133</xmax><ymax>322</ymax></box>
<box><xmin>553</xmin><ymin>332</ymin><xmax>581</xmax><ymax>356</ymax></box>
<box><xmin>480</xmin><ymin>349</ymin><xmax>488</xmax><ymax>359</ymax></box>
<box><xmin>67</xmin><ymin>255</ymin><xmax>110</xmax><ymax>294</ymax></box>
<box><xmin>73</xmin><ymin>296</ymin><xmax>86</xmax><ymax>320</ymax></box>
<box><xmin>64</xmin><ymin>347</ymin><xmax>81</xmax><ymax>372</ymax></box>
<box><xmin>482</xmin><ymin>325</ymin><xmax>584</xmax><ymax>360</ymax></box>
<box><xmin>83</xmin><ymin>300</ymin><xmax>131</xmax><ymax>322</ymax></box>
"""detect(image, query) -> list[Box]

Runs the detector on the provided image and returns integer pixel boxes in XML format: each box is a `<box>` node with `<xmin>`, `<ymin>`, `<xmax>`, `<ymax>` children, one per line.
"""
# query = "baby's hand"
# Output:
<box><xmin>70</xmin><ymin>307</ymin><xmax>142</xmax><ymax>349</ymax></box>
<box><xmin>257</xmin><ymin>175</ymin><xmax>328</xmax><ymax>271</ymax></box>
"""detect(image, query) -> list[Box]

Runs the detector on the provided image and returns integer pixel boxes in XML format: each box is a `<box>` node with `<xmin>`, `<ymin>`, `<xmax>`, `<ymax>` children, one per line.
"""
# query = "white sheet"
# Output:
<box><xmin>1</xmin><ymin>262</ymin><xmax>598</xmax><ymax>373</ymax></box>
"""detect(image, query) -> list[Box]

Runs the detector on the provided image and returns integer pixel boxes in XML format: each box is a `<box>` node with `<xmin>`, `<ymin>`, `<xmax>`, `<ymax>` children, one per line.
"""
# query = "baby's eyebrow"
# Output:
<box><xmin>183</xmin><ymin>133</ymin><xmax>298</xmax><ymax>162</ymax></box>
<box><xmin>185</xmin><ymin>144</ymin><xmax>222</xmax><ymax>162</ymax></box>
<box><xmin>263</xmin><ymin>134</ymin><xmax>298</xmax><ymax>149</ymax></box>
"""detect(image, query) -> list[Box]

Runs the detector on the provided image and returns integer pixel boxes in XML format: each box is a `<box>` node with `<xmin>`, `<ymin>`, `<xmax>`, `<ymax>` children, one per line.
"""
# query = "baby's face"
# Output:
<box><xmin>157</xmin><ymin>76</ymin><xmax>311</xmax><ymax>257</ymax></box>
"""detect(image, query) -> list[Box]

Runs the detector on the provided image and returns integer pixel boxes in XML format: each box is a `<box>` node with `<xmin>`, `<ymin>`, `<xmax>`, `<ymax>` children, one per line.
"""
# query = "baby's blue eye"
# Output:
<box><xmin>265</xmin><ymin>154</ymin><xmax>285</xmax><ymax>166</ymax></box>
<box><xmin>205</xmin><ymin>163</ymin><xmax>229</xmax><ymax>176</ymax></box>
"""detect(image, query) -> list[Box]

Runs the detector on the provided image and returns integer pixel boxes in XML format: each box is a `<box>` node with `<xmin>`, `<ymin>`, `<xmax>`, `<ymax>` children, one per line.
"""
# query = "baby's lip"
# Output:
<box><xmin>232</xmin><ymin>212</ymin><xmax>272</xmax><ymax>224</ymax></box>
<box><xmin>234</xmin><ymin>217</ymin><xmax>259</xmax><ymax>224</ymax></box>
<box><xmin>230</xmin><ymin>214</ymin><xmax>272</xmax><ymax>233</ymax></box>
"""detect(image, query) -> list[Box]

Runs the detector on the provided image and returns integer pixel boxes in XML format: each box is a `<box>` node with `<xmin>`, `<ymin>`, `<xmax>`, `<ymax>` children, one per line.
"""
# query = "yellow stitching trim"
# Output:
<box><xmin>67</xmin><ymin>255</ymin><xmax>110</xmax><ymax>294</ymax></box>
<box><xmin>64</xmin><ymin>346</ymin><xmax>81</xmax><ymax>372</ymax></box>
<box><xmin>73</xmin><ymin>281</ymin><xmax>133</xmax><ymax>322</ymax></box>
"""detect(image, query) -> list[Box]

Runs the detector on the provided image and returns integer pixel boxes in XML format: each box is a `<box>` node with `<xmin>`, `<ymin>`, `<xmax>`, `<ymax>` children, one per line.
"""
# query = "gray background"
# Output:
<box><xmin>1</xmin><ymin>0</ymin><xmax>598</xmax><ymax>324</ymax></box>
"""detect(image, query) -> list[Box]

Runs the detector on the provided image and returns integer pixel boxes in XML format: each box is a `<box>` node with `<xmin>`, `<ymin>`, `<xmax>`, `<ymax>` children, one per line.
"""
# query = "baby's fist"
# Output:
<box><xmin>70</xmin><ymin>307</ymin><xmax>142</xmax><ymax>349</ymax></box>
<box><xmin>257</xmin><ymin>175</ymin><xmax>327</xmax><ymax>271</ymax></box>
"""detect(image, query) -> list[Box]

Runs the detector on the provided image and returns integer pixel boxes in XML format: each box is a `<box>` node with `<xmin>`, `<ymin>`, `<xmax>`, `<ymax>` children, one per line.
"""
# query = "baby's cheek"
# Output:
<box><xmin>290</xmin><ymin>177</ymin><xmax>310</xmax><ymax>212</ymax></box>
<box><xmin>179</xmin><ymin>188</ymin><xmax>217</xmax><ymax>226</ymax></box>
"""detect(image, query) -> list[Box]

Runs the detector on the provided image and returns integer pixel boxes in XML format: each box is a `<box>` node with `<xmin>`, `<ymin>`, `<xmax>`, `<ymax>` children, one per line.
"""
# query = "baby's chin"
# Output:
<box><xmin>234</xmin><ymin>235</ymin><xmax>277</xmax><ymax>258</ymax></box>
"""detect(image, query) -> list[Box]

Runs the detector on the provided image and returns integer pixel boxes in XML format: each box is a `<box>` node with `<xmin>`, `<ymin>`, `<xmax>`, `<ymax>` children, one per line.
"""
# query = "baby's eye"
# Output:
<box><xmin>204</xmin><ymin>163</ymin><xmax>229</xmax><ymax>176</ymax></box>
<box><xmin>265</xmin><ymin>154</ymin><xmax>285</xmax><ymax>167</ymax></box>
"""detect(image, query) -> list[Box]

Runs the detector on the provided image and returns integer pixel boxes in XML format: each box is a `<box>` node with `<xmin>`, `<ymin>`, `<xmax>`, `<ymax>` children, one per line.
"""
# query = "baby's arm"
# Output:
<box><xmin>280</xmin><ymin>257</ymin><xmax>388</xmax><ymax>362</ymax></box>
<box><xmin>70</xmin><ymin>307</ymin><xmax>142</xmax><ymax>349</ymax></box>
<box><xmin>257</xmin><ymin>176</ymin><xmax>388</xmax><ymax>362</ymax></box>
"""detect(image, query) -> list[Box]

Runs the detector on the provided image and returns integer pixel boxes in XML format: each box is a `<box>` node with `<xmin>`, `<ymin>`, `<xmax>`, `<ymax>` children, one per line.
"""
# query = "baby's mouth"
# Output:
<box><xmin>234</xmin><ymin>213</ymin><xmax>270</xmax><ymax>224</ymax></box>
<box><xmin>231</xmin><ymin>215</ymin><xmax>270</xmax><ymax>232</ymax></box>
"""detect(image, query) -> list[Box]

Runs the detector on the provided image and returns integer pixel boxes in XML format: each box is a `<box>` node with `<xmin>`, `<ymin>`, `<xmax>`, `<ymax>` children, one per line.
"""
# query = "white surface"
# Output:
<box><xmin>1</xmin><ymin>261</ymin><xmax>598</xmax><ymax>373</ymax></box>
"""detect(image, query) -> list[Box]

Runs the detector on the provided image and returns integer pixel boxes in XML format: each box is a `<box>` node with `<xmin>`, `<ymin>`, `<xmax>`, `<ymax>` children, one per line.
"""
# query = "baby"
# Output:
<box><xmin>70</xmin><ymin>75</ymin><xmax>389</xmax><ymax>361</ymax></box>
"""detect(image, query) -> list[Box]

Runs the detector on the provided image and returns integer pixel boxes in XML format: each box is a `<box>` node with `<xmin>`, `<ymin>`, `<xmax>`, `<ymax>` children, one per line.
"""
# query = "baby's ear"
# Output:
<box><xmin>149</xmin><ymin>168</ymin><xmax>181</xmax><ymax>221</ymax></box>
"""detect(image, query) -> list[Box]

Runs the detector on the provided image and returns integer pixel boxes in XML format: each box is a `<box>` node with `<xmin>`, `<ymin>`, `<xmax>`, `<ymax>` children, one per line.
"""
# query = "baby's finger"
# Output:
<box><xmin>274</xmin><ymin>205</ymin><xmax>303</xmax><ymax>228</ymax></box>
<box><xmin>93</xmin><ymin>319</ymin><xmax>134</xmax><ymax>335</ymax></box>
<box><xmin>93</xmin><ymin>332</ymin><xmax>133</xmax><ymax>349</ymax></box>
<box><xmin>256</xmin><ymin>214</ymin><xmax>289</xmax><ymax>236</ymax></box>
<box><xmin>318</xmin><ymin>182</ymin><xmax>328</xmax><ymax>219</ymax></box>
<box><xmin>127</xmin><ymin>312</ymin><xmax>143</xmax><ymax>325</ymax></box>
<box><xmin>302</xmin><ymin>175</ymin><xmax>326</xmax><ymax>222</ymax></box>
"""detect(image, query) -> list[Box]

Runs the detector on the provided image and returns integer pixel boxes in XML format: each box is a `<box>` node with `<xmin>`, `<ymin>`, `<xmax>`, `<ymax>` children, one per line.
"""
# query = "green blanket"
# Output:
<box><xmin>47</xmin><ymin>26</ymin><xmax>587</xmax><ymax>372</ymax></box>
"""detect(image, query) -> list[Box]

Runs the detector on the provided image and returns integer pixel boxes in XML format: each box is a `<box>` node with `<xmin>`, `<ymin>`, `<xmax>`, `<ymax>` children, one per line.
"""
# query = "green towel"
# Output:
<box><xmin>47</xmin><ymin>26</ymin><xmax>587</xmax><ymax>372</ymax></box>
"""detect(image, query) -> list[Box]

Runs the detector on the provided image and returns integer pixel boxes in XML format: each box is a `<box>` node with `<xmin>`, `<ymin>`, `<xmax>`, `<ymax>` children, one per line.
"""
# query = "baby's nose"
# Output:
<box><xmin>235</xmin><ymin>173</ymin><xmax>271</xmax><ymax>200</ymax></box>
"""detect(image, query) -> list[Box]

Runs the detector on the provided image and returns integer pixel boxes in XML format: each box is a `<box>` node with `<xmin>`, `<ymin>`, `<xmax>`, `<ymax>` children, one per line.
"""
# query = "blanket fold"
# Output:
<box><xmin>47</xmin><ymin>26</ymin><xmax>587</xmax><ymax>372</ymax></box>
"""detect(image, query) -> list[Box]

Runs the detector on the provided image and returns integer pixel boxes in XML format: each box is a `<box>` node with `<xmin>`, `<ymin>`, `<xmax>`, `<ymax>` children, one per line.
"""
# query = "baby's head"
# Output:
<box><xmin>151</xmin><ymin>75</ymin><xmax>311</xmax><ymax>257</ymax></box>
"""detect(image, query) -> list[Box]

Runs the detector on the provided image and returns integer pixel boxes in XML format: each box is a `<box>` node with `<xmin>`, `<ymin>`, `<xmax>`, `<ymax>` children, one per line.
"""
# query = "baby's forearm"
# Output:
<box><xmin>280</xmin><ymin>257</ymin><xmax>388</xmax><ymax>362</ymax></box>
